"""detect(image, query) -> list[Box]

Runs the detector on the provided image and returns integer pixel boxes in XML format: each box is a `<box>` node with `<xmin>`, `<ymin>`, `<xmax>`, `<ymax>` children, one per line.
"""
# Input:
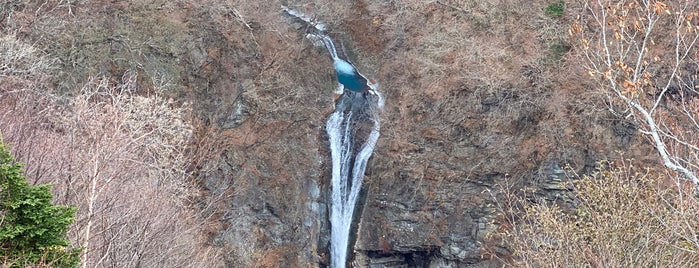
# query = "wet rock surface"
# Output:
<box><xmin>4</xmin><ymin>0</ymin><xmax>661</xmax><ymax>267</ymax></box>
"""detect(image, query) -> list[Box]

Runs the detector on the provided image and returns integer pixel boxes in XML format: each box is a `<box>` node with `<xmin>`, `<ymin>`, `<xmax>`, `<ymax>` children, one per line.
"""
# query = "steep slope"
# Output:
<box><xmin>0</xmin><ymin>0</ymin><xmax>658</xmax><ymax>267</ymax></box>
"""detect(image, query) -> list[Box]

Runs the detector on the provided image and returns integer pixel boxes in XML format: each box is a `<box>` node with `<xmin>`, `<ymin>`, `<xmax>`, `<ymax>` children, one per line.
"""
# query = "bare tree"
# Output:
<box><xmin>0</xmin><ymin>34</ymin><xmax>223</xmax><ymax>267</ymax></box>
<box><xmin>574</xmin><ymin>0</ymin><xmax>699</xmax><ymax>187</ymax></box>
<box><xmin>51</xmin><ymin>73</ymin><xmax>221</xmax><ymax>268</ymax></box>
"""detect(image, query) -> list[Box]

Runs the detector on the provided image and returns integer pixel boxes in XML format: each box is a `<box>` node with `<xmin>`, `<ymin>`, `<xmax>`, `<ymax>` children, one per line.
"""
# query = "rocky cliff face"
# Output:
<box><xmin>4</xmin><ymin>0</ymin><xmax>655</xmax><ymax>267</ymax></box>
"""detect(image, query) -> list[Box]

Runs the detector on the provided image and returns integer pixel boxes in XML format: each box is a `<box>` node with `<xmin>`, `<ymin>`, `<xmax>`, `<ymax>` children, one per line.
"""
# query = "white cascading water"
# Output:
<box><xmin>281</xmin><ymin>7</ymin><xmax>383</xmax><ymax>267</ymax></box>
<box><xmin>326</xmin><ymin>100</ymin><xmax>381</xmax><ymax>268</ymax></box>
<box><xmin>323</xmin><ymin>33</ymin><xmax>383</xmax><ymax>268</ymax></box>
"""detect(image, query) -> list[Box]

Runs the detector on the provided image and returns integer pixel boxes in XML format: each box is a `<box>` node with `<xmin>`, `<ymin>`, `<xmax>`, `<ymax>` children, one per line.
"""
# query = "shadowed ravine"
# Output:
<box><xmin>327</xmin><ymin>91</ymin><xmax>383</xmax><ymax>268</ymax></box>
<box><xmin>323</xmin><ymin>35</ymin><xmax>384</xmax><ymax>267</ymax></box>
<box><xmin>281</xmin><ymin>7</ymin><xmax>384</xmax><ymax>267</ymax></box>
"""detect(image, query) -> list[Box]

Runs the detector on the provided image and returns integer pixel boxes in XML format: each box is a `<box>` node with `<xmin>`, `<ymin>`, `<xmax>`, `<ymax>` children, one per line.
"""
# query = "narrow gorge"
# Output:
<box><xmin>283</xmin><ymin>7</ymin><xmax>385</xmax><ymax>267</ymax></box>
<box><xmin>1</xmin><ymin>1</ymin><xmax>663</xmax><ymax>267</ymax></box>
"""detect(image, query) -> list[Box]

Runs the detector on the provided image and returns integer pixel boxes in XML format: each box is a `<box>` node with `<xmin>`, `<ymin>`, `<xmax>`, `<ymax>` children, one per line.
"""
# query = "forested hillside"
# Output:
<box><xmin>1</xmin><ymin>0</ymin><xmax>698</xmax><ymax>267</ymax></box>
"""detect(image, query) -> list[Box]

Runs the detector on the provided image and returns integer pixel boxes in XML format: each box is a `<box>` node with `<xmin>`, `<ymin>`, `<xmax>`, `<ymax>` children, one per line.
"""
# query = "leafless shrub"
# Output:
<box><xmin>1</xmin><ymin>34</ymin><xmax>223</xmax><ymax>267</ymax></box>
<box><xmin>488</xmin><ymin>159</ymin><xmax>699</xmax><ymax>267</ymax></box>
<box><xmin>573</xmin><ymin>0</ymin><xmax>699</xmax><ymax>187</ymax></box>
<box><xmin>0</xmin><ymin>33</ymin><xmax>53</xmax><ymax>79</ymax></box>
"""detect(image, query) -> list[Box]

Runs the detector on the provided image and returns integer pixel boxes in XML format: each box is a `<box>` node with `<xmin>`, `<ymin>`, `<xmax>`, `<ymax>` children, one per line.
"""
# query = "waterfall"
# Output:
<box><xmin>323</xmin><ymin>36</ymin><xmax>383</xmax><ymax>267</ymax></box>
<box><xmin>326</xmin><ymin>93</ymin><xmax>381</xmax><ymax>268</ymax></box>
<box><xmin>322</xmin><ymin>35</ymin><xmax>339</xmax><ymax>60</ymax></box>
<box><xmin>281</xmin><ymin>7</ymin><xmax>383</xmax><ymax>267</ymax></box>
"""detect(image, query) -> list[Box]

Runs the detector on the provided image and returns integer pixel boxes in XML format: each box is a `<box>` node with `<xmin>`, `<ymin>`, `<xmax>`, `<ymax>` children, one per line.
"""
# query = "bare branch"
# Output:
<box><xmin>576</xmin><ymin>0</ymin><xmax>699</xmax><ymax>187</ymax></box>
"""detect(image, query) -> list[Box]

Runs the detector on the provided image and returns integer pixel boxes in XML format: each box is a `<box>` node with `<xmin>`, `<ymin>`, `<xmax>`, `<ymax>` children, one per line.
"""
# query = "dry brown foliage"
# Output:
<box><xmin>573</xmin><ymin>0</ymin><xmax>699</xmax><ymax>186</ymax></box>
<box><xmin>490</xmin><ymin>159</ymin><xmax>699</xmax><ymax>267</ymax></box>
<box><xmin>0</xmin><ymin>33</ymin><xmax>223</xmax><ymax>267</ymax></box>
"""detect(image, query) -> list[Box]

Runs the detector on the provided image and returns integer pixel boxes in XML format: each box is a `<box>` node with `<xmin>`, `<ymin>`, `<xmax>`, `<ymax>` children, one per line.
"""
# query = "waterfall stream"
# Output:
<box><xmin>319</xmin><ymin>26</ymin><xmax>383</xmax><ymax>268</ymax></box>
<box><xmin>281</xmin><ymin>7</ymin><xmax>383</xmax><ymax>267</ymax></box>
<box><xmin>326</xmin><ymin>92</ymin><xmax>382</xmax><ymax>268</ymax></box>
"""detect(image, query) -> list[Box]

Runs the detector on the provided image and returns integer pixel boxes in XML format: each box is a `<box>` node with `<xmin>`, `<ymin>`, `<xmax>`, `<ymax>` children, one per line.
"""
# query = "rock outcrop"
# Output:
<box><xmin>3</xmin><ymin>0</ymin><xmax>659</xmax><ymax>267</ymax></box>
